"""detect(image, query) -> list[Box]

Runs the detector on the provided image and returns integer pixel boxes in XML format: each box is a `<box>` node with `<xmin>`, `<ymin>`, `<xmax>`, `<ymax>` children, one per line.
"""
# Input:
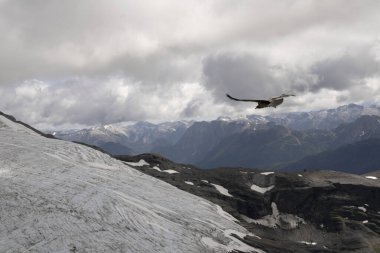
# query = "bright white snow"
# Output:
<box><xmin>298</xmin><ymin>241</ymin><xmax>317</xmax><ymax>246</ymax></box>
<box><xmin>0</xmin><ymin>117</ymin><xmax>261</xmax><ymax>253</ymax></box>
<box><xmin>123</xmin><ymin>159</ymin><xmax>150</xmax><ymax>167</ymax></box>
<box><xmin>201</xmin><ymin>180</ymin><xmax>209</xmax><ymax>183</ymax></box>
<box><xmin>211</xmin><ymin>183</ymin><xmax>233</xmax><ymax>197</ymax></box>
<box><xmin>358</xmin><ymin>206</ymin><xmax>367</xmax><ymax>212</ymax></box>
<box><xmin>163</xmin><ymin>169</ymin><xmax>179</xmax><ymax>174</ymax></box>
<box><xmin>260</xmin><ymin>172</ymin><xmax>274</xmax><ymax>175</ymax></box>
<box><xmin>365</xmin><ymin>176</ymin><xmax>378</xmax><ymax>180</ymax></box>
<box><xmin>185</xmin><ymin>181</ymin><xmax>194</xmax><ymax>185</ymax></box>
<box><xmin>250</xmin><ymin>184</ymin><xmax>274</xmax><ymax>194</ymax></box>
<box><xmin>151</xmin><ymin>166</ymin><xmax>162</xmax><ymax>172</ymax></box>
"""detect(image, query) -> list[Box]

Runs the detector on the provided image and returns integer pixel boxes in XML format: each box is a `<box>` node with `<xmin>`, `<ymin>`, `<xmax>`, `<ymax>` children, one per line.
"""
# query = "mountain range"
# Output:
<box><xmin>48</xmin><ymin>103</ymin><xmax>380</xmax><ymax>174</ymax></box>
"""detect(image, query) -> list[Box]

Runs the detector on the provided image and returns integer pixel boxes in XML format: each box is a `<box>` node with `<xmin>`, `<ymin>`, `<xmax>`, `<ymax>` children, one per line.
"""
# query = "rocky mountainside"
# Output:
<box><xmin>281</xmin><ymin>138</ymin><xmax>380</xmax><ymax>173</ymax></box>
<box><xmin>0</xmin><ymin>113</ymin><xmax>263</xmax><ymax>253</ymax></box>
<box><xmin>117</xmin><ymin>153</ymin><xmax>380</xmax><ymax>253</ymax></box>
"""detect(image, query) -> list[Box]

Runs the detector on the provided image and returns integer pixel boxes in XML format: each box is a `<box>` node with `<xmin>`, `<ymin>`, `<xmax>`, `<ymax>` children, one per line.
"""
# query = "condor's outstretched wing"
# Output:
<box><xmin>226</xmin><ymin>94</ymin><xmax>270</xmax><ymax>104</ymax></box>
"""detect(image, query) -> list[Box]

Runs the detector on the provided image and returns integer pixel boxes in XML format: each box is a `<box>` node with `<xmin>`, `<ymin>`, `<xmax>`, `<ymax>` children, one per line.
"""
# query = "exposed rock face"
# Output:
<box><xmin>118</xmin><ymin>154</ymin><xmax>380</xmax><ymax>253</ymax></box>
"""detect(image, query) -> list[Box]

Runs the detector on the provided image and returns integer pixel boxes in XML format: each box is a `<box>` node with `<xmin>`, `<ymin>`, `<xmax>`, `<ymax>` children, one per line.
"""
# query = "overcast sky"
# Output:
<box><xmin>1</xmin><ymin>0</ymin><xmax>380</xmax><ymax>129</ymax></box>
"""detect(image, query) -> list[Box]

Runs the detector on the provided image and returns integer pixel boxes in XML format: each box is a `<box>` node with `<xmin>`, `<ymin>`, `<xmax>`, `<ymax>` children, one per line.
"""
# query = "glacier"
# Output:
<box><xmin>0</xmin><ymin>115</ymin><xmax>263</xmax><ymax>253</ymax></box>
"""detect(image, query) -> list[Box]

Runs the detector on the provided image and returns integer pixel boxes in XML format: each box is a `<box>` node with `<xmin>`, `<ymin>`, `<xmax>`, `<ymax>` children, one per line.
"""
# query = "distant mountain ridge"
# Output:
<box><xmin>282</xmin><ymin>138</ymin><xmax>380</xmax><ymax>173</ymax></box>
<box><xmin>258</xmin><ymin>103</ymin><xmax>380</xmax><ymax>130</ymax></box>
<box><xmin>48</xmin><ymin>104</ymin><xmax>380</xmax><ymax>172</ymax></box>
<box><xmin>50</xmin><ymin>120</ymin><xmax>192</xmax><ymax>155</ymax></box>
<box><xmin>156</xmin><ymin>115</ymin><xmax>380</xmax><ymax>171</ymax></box>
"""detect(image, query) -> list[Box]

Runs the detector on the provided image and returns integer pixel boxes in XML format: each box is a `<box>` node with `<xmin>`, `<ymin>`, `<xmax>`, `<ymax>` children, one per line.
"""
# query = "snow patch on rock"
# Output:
<box><xmin>260</xmin><ymin>172</ymin><xmax>274</xmax><ymax>175</ymax></box>
<box><xmin>250</xmin><ymin>184</ymin><xmax>274</xmax><ymax>194</ymax></box>
<box><xmin>163</xmin><ymin>169</ymin><xmax>179</xmax><ymax>174</ymax></box>
<box><xmin>298</xmin><ymin>241</ymin><xmax>317</xmax><ymax>246</ymax></box>
<box><xmin>151</xmin><ymin>166</ymin><xmax>162</xmax><ymax>172</ymax></box>
<box><xmin>211</xmin><ymin>183</ymin><xmax>233</xmax><ymax>197</ymax></box>
<box><xmin>123</xmin><ymin>159</ymin><xmax>149</xmax><ymax>167</ymax></box>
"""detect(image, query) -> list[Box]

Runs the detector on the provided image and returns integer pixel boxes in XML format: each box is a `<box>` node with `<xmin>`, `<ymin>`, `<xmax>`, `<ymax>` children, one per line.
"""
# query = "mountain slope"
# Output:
<box><xmin>0</xmin><ymin>114</ymin><xmax>259</xmax><ymax>253</ymax></box>
<box><xmin>153</xmin><ymin>119</ymin><xmax>255</xmax><ymax>163</ymax></box>
<box><xmin>198</xmin><ymin>126</ymin><xmax>333</xmax><ymax>169</ymax></box>
<box><xmin>117</xmin><ymin>153</ymin><xmax>380</xmax><ymax>253</ymax></box>
<box><xmin>282</xmin><ymin>138</ymin><xmax>380</xmax><ymax>173</ymax></box>
<box><xmin>99</xmin><ymin>141</ymin><xmax>135</xmax><ymax>156</ymax></box>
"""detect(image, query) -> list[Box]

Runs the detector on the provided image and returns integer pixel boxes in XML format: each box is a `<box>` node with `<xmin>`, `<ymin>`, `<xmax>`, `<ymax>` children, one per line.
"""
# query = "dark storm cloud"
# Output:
<box><xmin>201</xmin><ymin>52</ymin><xmax>312</xmax><ymax>101</ymax></box>
<box><xmin>202</xmin><ymin>53</ymin><xmax>278</xmax><ymax>100</ymax></box>
<box><xmin>310</xmin><ymin>50</ymin><xmax>380</xmax><ymax>92</ymax></box>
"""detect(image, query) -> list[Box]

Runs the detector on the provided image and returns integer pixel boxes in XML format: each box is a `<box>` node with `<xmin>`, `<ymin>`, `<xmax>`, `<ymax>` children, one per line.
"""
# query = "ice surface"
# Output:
<box><xmin>0</xmin><ymin>124</ymin><xmax>260</xmax><ymax>253</ymax></box>
<box><xmin>0</xmin><ymin>115</ymin><xmax>39</xmax><ymax>135</ymax></box>
<box><xmin>211</xmin><ymin>183</ymin><xmax>233</xmax><ymax>197</ymax></box>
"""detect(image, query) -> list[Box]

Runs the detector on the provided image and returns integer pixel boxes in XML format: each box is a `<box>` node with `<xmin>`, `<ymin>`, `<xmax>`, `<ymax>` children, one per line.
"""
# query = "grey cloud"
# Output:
<box><xmin>202</xmin><ymin>53</ymin><xmax>276</xmax><ymax>100</ymax></box>
<box><xmin>310</xmin><ymin>50</ymin><xmax>380</xmax><ymax>92</ymax></box>
<box><xmin>201</xmin><ymin>52</ymin><xmax>303</xmax><ymax>102</ymax></box>
<box><xmin>180</xmin><ymin>99</ymin><xmax>203</xmax><ymax>118</ymax></box>
<box><xmin>0</xmin><ymin>78</ymin><xmax>156</xmax><ymax>126</ymax></box>
<box><xmin>1</xmin><ymin>0</ymin><xmax>380</xmax><ymax>126</ymax></box>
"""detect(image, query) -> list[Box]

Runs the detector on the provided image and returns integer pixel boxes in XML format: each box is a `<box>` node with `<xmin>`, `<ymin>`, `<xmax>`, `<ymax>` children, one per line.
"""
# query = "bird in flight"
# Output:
<box><xmin>226</xmin><ymin>93</ymin><xmax>295</xmax><ymax>109</ymax></box>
